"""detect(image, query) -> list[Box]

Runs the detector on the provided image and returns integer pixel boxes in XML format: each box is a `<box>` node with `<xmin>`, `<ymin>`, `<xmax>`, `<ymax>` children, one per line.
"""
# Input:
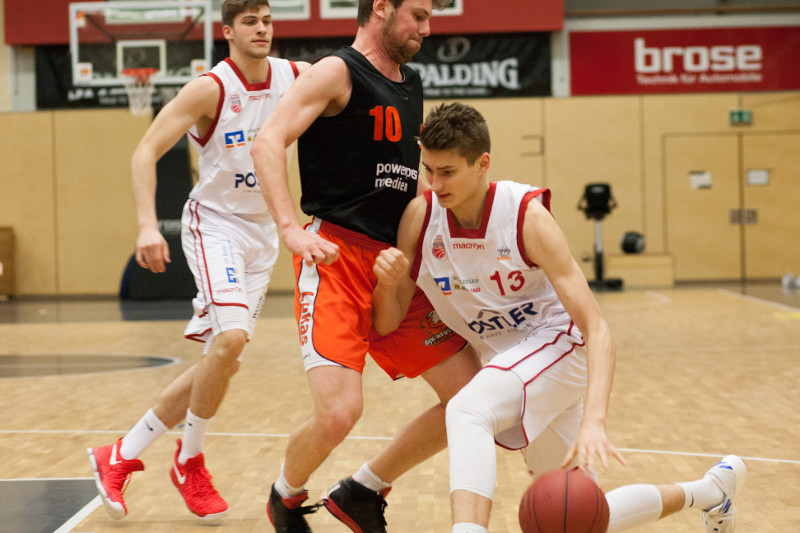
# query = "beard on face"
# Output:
<box><xmin>382</xmin><ymin>10</ymin><xmax>421</xmax><ymax>64</ymax></box>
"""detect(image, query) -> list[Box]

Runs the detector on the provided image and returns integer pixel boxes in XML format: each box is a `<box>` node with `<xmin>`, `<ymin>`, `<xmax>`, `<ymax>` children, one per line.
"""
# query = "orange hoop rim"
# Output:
<box><xmin>121</xmin><ymin>67</ymin><xmax>158</xmax><ymax>83</ymax></box>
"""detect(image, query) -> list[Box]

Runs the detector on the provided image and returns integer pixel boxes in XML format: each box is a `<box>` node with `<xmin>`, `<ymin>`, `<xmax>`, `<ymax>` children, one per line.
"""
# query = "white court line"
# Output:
<box><xmin>1</xmin><ymin>428</ymin><xmax>796</xmax><ymax>464</ymax></box>
<box><xmin>0</xmin><ymin>428</ymin><xmax>391</xmax><ymax>440</ymax></box>
<box><xmin>618</xmin><ymin>447</ymin><xmax>800</xmax><ymax>465</ymax></box>
<box><xmin>717</xmin><ymin>288</ymin><xmax>800</xmax><ymax>312</ymax></box>
<box><xmin>0</xmin><ymin>477</ymin><xmax>94</xmax><ymax>482</ymax></box>
<box><xmin>644</xmin><ymin>290</ymin><xmax>672</xmax><ymax>303</ymax></box>
<box><xmin>599</xmin><ymin>290</ymin><xmax>672</xmax><ymax>310</ymax></box>
<box><xmin>621</xmin><ymin>343</ymin><xmax>797</xmax><ymax>355</ymax></box>
<box><xmin>54</xmin><ymin>495</ymin><xmax>102</xmax><ymax>533</ymax></box>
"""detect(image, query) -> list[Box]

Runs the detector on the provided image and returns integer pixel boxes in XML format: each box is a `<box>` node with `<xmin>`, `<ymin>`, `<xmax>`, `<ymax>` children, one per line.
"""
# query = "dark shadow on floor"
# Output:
<box><xmin>0</xmin><ymin>292</ymin><xmax>296</xmax><ymax>324</ymax></box>
<box><xmin>0</xmin><ymin>354</ymin><xmax>180</xmax><ymax>378</ymax></box>
<box><xmin>0</xmin><ymin>478</ymin><xmax>97</xmax><ymax>533</ymax></box>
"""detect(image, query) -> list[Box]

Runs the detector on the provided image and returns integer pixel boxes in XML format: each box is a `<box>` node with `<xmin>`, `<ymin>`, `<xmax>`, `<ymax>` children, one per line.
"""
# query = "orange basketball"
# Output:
<box><xmin>519</xmin><ymin>468</ymin><xmax>609</xmax><ymax>533</ymax></box>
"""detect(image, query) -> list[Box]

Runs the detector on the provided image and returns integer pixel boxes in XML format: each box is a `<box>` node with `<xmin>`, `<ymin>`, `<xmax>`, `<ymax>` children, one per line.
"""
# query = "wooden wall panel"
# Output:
<box><xmin>0</xmin><ymin>112</ymin><xmax>57</xmax><ymax>294</ymax></box>
<box><xmin>640</xmin><ymin>93</ymin><xmax>739</xmax><ymax>254</ymax></box>
<box><xmin>664</xmin><ymin>134</ymin><xmax>742</xmax><ymax>280</ymax></box>
<box><xmin>543</xmin><ymin>96</ymin><xmax>642</xmax><ymax>280</ymax></box>
<box><xmin>742</xmin><ymin>133</ymin><xmax>800</xmax><ymax>279</ymax></box>
<box><xmin>52</xmin><ymin>110</ymin><xmax>150</xmax><ymax>294</ymax></box>
<box><xmin>426</xmin><ymin>98</ymin><xmax>547</xmax><ymax>188</ymax></box>
<box><xmin>741</xmin><ymin>91</ymin><xmax>800</xmax><ymax>131</ymax></box>
<box><xmin>3</xmin><ymin>91</ymin><xmax>799</xmax><ymax>295</ymax></box>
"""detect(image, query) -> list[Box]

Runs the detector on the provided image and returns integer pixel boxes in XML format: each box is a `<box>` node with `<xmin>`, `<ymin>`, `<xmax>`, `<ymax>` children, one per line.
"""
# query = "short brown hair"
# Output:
<box><xmin>420</xmin><ymin>102</ymin><xmax>491</xmax><ymax>165</ymax></box>
<box><xmin>357</xmin><ymin>0</ymin><xmax>452</xmax><ymax>26</ymax></box>
<box><xmin>221</xmin><ymin>0</ymin><xmax>270</xmax><ymax>27</ymax></box>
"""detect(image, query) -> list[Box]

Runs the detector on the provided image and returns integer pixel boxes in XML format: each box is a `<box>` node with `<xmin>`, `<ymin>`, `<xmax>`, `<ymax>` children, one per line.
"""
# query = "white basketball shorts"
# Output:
<box><xmin>180</xmin><ymin>199</ymin><xmax>279</xmax><ymax>353</ymax></box>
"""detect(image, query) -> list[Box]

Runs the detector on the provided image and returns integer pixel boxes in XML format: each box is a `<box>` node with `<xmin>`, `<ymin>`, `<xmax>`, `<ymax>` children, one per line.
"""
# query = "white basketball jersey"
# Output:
<box><xmin>187</xmin><ymin>57</ymin><xmax>299</xmax><ymax>216</ymax></box>
<box><xmin>412</xmin><ymin>180</ymin><xmax>578</xmax><ymax>359</ymax></box>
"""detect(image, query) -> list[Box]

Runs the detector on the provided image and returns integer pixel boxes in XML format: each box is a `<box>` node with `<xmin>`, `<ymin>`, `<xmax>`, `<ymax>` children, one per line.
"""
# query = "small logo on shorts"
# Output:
<box><xmin>420</xmin><ymin>310</ymin><xmax>457</xmax><ymax>346</ymax></box>
<box><xmin>226</xmin><ymin>267</ymin><xmax>239</xmax><ymax>283</ymax></box>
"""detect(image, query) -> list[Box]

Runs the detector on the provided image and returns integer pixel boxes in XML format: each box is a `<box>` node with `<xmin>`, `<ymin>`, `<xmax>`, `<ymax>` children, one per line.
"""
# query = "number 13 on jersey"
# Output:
<box><xmin>490</xmin><ymin>270</ymin><xmax>526</xmax><ymax>296</ymax></box>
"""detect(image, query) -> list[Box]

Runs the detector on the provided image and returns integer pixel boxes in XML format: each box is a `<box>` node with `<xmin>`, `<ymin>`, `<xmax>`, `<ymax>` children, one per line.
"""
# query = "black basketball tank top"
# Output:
<box><xmin>297</xmin><ymin>47</ymin><xmax>423</xmax><ymax>244</ymax></box>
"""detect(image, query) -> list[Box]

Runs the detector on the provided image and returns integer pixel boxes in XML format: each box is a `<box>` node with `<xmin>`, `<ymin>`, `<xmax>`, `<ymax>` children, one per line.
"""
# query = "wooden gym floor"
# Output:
<box><xmin>1</xmin><ymin>283</ymin><xmax>798</xmax><ymax>532</ymax></box>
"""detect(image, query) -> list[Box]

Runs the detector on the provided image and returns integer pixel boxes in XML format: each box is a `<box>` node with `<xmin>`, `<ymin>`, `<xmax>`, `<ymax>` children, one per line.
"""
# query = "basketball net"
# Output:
<box><xmin>121</xmin><ymin>68</ymin><xmax>157</xmax><ymax>117</ymax></box>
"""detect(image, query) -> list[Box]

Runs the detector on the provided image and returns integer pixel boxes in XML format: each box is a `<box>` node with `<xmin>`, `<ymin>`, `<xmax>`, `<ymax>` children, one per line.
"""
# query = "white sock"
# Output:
<box><xmin>352</xmin><ymin>462</ymin><xmax>392</xmax><ymax>492</ymax></box>
<box><xmin>119</xmin><ymin>409</ymin><xmax>168</xmax><ymax>460</ymax></box>
<box><xmin>274</xmin><ymin>463</ymin><xmax>305</xmax><ymax>498</ymax></box>
<box><xmin>605</xmin><ymin>484</ymin><xmax>663</xmax><ymax>533</ymax></box>
<box><xmin>452</xmin><ymin>524</ymin><xmax>487</xmax><ymax>533</ymax></box>
<box><xmin>178</xmin><ymin>408</ymin><xmax>209</xmax><ymax>464</ymax></box>
<box><xmin>678</xmin><ymin>477</ymin><xmax>725</xmax><ymax>511</ymax></box>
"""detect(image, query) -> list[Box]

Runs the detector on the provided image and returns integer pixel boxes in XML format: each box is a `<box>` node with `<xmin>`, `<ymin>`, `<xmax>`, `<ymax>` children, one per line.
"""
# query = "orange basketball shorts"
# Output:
<box><xmin>294</xmin><ymin>219</ymin><xmax>466</xmax><ymax>379</ymax></box>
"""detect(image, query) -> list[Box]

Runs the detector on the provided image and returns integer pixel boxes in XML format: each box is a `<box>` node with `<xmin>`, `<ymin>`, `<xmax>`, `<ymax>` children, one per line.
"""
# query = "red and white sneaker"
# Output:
<box><xmin>169</xmin><ymin>439</ymin><xmax>229</xmax><ymax>520</ymax></box>
<box><xmin>87</xmin><ymin>438</ymin><xmax>144</xmax><ymax>519</ymax></box>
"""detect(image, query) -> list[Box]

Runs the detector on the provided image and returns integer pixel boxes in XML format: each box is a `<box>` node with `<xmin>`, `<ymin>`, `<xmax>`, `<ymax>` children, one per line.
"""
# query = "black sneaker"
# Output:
<box><xmin>267</xmin><ymin>484</ymin><xmax>319</xmax><ymax>532</ymax></box>
<box><xmin>323</xmin><ymin>477</ymin><xmax>389</xmax><ymax>533</ymax></box>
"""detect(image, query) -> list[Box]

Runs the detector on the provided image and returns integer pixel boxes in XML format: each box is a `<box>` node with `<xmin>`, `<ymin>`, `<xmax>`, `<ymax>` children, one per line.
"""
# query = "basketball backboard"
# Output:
<box><xmin>69</xmin><ymin>0</ymin><xmax>213</xmax><ymax>87</ymax></box>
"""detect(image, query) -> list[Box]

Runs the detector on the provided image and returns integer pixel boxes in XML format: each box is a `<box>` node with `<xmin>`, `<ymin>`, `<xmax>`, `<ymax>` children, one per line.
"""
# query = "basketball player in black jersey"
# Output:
<box><xmin>251</xmin><ymin>1</ymin><xmax>483</xmax><ymax>532</ymax></box>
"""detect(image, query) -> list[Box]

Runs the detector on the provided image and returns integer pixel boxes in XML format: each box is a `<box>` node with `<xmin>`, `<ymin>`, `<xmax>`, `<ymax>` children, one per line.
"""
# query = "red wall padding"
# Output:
<box><xmin>4</xmin><ymin>0</ymin><xmax>563</xmax><ymax>45</ymax></box>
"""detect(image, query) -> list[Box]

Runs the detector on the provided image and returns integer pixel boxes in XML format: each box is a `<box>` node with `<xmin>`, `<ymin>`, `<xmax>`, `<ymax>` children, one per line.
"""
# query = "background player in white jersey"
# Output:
<box><xmin>372</xmin><ymin>102</ymin><xmax>745</xmax><ymax>533</ymax></box>
<box><xmin>86</xmin><ymin>0</ymin><xmax>309</xmax><ymax>521</ymax></box>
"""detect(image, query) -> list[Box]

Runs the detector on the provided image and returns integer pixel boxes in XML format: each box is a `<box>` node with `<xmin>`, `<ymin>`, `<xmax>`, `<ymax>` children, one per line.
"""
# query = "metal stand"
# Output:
<box><xmin>588</xmin><ymin>219</ymin><xmax>623</xmax><ymax>291</ymax></box>
<box><xmin>578</xmin><ymin>183</ymin><xmax>623</xmax><ymax>292</ymax></box>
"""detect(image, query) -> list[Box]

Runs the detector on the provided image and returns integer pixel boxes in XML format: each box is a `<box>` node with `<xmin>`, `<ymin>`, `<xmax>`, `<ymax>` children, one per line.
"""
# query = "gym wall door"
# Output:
<box><xmin>665</xmin><ymin>132</ymin><xmax>800</xmax><ymax>281</ymax></box>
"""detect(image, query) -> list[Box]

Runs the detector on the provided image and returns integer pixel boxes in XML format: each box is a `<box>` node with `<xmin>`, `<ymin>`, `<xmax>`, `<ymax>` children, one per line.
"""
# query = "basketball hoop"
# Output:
<box><xmin>121</xmin><ymin>68</ymin><xmax>158</xmax><ymax>117</ymax></box>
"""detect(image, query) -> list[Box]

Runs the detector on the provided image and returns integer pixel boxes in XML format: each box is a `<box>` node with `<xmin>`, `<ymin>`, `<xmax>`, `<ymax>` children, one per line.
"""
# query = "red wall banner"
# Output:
<box><xmin>3</xmin><ymin>0</ymin><xmax>563</xmax><ymax>45</ymax></box>
<box><xmin>570</xmin><ymin>26</ymin><xmax>800</xmax><ymax>95</ymax></box>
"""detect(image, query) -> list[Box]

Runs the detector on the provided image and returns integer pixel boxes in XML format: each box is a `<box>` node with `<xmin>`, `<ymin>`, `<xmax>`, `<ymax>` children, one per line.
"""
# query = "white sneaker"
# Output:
<box><xmin>702</xmin><ymin>455</ymin><xmax>746</xmax><ymax>533</ymax></box>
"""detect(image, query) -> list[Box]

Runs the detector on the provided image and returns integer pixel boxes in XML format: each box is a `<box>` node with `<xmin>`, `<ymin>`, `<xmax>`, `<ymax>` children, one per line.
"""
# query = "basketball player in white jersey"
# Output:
<box><xmin>372</xmin><ymin>102</ymin><xmax>745</xmax><ymax>533</ymax></box>
<box><xmin>87</xmin><ymin>0</ymin><xmax>309</xmax><ymax>521</ymax></box>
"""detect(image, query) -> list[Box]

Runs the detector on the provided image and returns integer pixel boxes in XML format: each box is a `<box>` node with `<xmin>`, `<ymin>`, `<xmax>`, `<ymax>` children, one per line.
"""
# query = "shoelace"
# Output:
<box><xmin>105</xmin><ymin>468</ymin><xmax>133</xmax><ymax>497</ymax></box>
<box><xmin>376</xmin><ymin>497</ymin><xmax>388</xmax><ymax>527</ymax></box>
<box><xmin>187</xmin><ymin>466</ymin><xmax>223</xmax><ymax>502</ymax></box>
<box><xmin>296</xmin><ymin>500</ymin><xmax>322</xmax><ymax>516</ymax></box>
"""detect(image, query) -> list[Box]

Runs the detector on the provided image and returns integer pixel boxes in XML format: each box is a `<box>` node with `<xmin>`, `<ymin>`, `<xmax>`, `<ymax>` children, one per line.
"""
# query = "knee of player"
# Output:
<box><xmin>317</xmin><ymin>402</ymin><xmax>362</xmax><ymax>443</ymax></box>
<box><xmin>211</xmin><ymin>329</ymin><xmax>249</xmax><ymax>359</ymax></box>
<box><xmin>445</xmin><ymin>389</ymin><xmax>493</xmax><ymax>430</ymax></box>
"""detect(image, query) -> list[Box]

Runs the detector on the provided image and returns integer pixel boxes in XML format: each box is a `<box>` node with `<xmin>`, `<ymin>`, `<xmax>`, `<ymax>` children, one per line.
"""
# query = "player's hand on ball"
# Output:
<box><xmin>561</xmin><ymin>422</ymin><xmax>626</xmax><ymax>476</ymax></box>
<box><xmin>374</xmin><ymin>247</ymin><xmax>409</xmax><ymax>286</ymax></box>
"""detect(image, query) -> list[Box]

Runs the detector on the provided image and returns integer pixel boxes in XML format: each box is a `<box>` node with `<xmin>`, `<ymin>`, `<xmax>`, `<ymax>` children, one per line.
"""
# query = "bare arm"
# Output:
<box><xmin>372</xmin><ymin>196</ymin><xmax>427</xmax><ymax>334</ymax></box>
<box><xmin>522</xmin><ymin>199</ymin><xmax>625</xmax><ymax>475</ymax></box>
<box><xmin>251</xmin><ymin>56</ymin><xmax>350</xmax><ymax>265</ymax></box>
<box><xmin>131</xmin><ymin>76</ymin><xmax>219</xmax><ymax>273</ymax></box>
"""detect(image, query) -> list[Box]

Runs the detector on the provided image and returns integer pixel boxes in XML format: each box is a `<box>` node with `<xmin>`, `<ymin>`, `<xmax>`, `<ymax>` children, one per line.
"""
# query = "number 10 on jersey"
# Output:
<box><xmin>370</xmin><ymin>106</ymin><xmax>402</xmax><ymax>142</ymax></box>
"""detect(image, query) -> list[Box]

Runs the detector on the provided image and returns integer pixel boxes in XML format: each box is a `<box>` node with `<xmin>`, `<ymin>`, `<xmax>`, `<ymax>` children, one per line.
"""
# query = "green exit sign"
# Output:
<box><xmin>730</xmin><ymin>109</ymin><xmax>752</xmax><ymax>125</ymax></box>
